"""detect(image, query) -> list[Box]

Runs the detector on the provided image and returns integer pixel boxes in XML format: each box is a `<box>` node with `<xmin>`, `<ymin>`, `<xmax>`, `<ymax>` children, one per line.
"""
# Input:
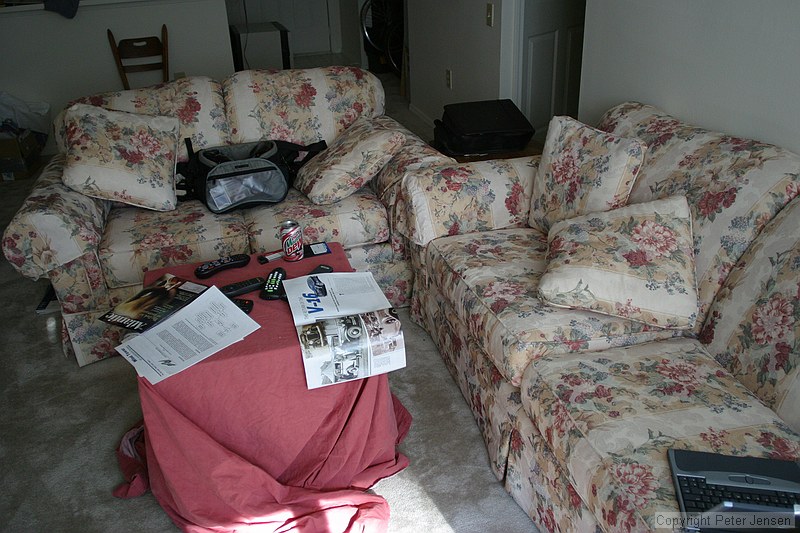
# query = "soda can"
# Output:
<box><xmin>280</xmin><ymin>219</ymin><xmax>304</xmax><ymax>261</ymax></box>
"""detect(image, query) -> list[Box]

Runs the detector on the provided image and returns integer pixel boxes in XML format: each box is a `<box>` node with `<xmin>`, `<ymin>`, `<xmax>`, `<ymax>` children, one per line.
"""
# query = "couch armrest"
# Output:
<box><xmin>2</xmin><ymin>155</ymin><xmax>110</xmax><ymax>280</ymax></box>
<box><xmin>398</xmin><ymin>155</ymin><xmax>540</xmax><ymax>246</ymax></box>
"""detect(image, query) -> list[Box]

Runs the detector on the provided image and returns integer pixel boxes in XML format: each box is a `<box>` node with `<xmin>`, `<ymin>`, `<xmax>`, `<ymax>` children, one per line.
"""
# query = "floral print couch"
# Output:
<box><xmin>398</xmin><ymin>102</ymin><xmax>800</xmax><ymax>532</ymax></box>
<box><xmin>2</xmin><ymin>67</ymin><xmax>452</xmax><ymax>366</ymax></box>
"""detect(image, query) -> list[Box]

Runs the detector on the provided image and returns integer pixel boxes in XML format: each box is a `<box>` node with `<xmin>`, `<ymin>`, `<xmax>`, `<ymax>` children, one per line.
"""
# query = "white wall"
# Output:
<box><xmin>407</xmin><ymin>0</ymin><xmax>504</xmax><ymax>124</ymax></box>
<box><xmin>0</xmin><ymin>0</ymin><xmax>233</xmax><ymax>143</ymax></box>
<box><xmin>579</xmin><ymin>0</ymin><xmax>800</xmax><ymax>154</ymax></box>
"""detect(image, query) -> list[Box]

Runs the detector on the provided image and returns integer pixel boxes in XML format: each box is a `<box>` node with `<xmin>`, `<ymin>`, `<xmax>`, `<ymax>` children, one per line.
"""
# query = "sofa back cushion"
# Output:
<box><xmin>597</xmin><ymin>102</ymin><xmax>800</xmax><ymax>328</ymax></box>
<box><xmin>700</xmin><ymin>197</ymin><xmax>800</xmax><ymax>432</ymax></box>
<box><xmin>54</xmin><ymin>76</ymin><xmax>230</xmax><ymax>162</ymax></box>
<box><xmin>223</xmin><ymin>67</ymin><xmax>385</xmax><ymax>147</ymax></box>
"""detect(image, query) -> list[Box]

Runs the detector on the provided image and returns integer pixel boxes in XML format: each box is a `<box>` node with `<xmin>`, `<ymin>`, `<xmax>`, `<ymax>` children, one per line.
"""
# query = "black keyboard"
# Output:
<box><xmin>677</xmin><ymin>474</ymin><xmax>800</xmax><ymax>513</ymax></box>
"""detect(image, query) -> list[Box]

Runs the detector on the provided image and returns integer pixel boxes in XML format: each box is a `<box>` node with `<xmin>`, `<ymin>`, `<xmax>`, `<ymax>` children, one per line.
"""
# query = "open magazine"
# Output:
<box><xmin>283</xmin><ymin>272</ymin><xmax>406</xmax><ymax>389</ymax></box>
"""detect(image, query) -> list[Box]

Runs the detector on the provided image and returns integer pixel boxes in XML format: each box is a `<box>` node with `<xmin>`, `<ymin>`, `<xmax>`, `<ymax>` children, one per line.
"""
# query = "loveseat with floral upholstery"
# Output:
<box><xmin>398</xmin><ymin>102</ymin><xmax>800</xmax><ymax>531</ymax></box>
<box><xmin>2</xmin><ymin>66</ymin><xmax>452</xmax><ymax>366</ymax></box>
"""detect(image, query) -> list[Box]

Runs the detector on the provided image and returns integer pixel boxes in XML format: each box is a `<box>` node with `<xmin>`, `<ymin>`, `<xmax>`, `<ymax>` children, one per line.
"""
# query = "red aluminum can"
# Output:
<box><xmin>280</xmin><ymin>219</ymin><xmax>304</xmax><ymax>261</ymax></box>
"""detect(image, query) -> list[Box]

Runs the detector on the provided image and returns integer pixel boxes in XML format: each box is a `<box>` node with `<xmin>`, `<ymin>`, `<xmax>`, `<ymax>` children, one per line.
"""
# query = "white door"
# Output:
<box><xmin>519</xmin><ymin>0</ymin><xmax>586</xmax><ymax>138</ymax></box>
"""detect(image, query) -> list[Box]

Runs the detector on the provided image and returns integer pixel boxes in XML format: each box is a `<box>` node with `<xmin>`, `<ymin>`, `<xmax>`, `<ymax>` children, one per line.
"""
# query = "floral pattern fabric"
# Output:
<box><xmin>99</xmin><ymin>201</ymin><xmax>249</xmax><ymax>288</ymax></box>
<box><xmin>2</xmin><ymin>155</ymin><xmax>110</xmax><ymax>280</ymax></box>
<box><xmin>529</xmin><ymin>116</ymin><xmax>646</xmax><ymax>234</ymax></box>
<box><xmin>597</xmin><ymin>101</ymin><xmax>800</xmax><ymax>328</ymax></box>
<box><xmin>243</xmin><ymin>187</ymin><xmax>389</xmax><ymax>253</ymax></box>
<box><xmin>294</xmin><ymin>117</ymin><xmax>406</xmax><ymax>205</ymax></box>
<box><xmin>370</xmin><ymin>115</ymin><xmax>456</xmax><ymax>200</ymax></box>
<box><xmin>3</xmin><ymin>68</ymin><xmax>427</xmax><ymax>366</ymax></box>
<box><xmin>399</xmin><ymin>156</ymin><xmax>539</xmax><ymax>247</ymax></box>
<box><xmin>540</xmin><ymin>196</ymin><xmax>699</xmax><ymax>330</ymax></box>
<box><xmin>701</xmin><ymin>198</ymin><xmax>800</xmax><ymax>432</ymax></box>
<box><xmin>424</xmin><ymin>228</ymin><xmax>680</xmax><ymax>386</ymax></box>
<box><xmin>520</xmin><ymin>338</ymin><xmax>800</xmax><ymax>532</ymax></box>
<box><xmin>224</xmin><ymin>67</ymin><xmax>384</xmax><ymax>146</ymax></box>
<box><xmin>55</xmin><ymin>76</ymin><xmax>230</xmax><ymax>162</ymax></box>
<box><xmin>61</xmin><ymin>104</ymin><xmax>180</xmax><ymax>211</ymax></box>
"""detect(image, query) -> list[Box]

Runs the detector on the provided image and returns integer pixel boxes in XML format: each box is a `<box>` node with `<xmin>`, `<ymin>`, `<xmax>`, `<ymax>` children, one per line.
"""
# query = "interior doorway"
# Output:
<box><xmin>516</xmin><ymin>0</ymin><xmax>586</xmax><ymax>140</ymax></box>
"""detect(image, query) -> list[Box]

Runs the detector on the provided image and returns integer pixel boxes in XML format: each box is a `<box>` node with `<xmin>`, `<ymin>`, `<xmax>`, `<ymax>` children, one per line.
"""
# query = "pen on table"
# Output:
<box><xmin>257</xmin><ymin>251</ymin><xmax>283</xmax><ymax>264</ymax></box>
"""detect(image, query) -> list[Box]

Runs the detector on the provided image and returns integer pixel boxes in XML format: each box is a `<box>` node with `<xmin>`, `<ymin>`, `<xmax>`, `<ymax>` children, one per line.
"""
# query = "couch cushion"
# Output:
<box><xmin>539</xmin><ymin>196</ymin><xmax>699</xmax><ymax>330</ymax></box>
<box><xmin>701</xmin><ymin>198</ymin><xmax>800</xmax><ymax>432</ymax></box>
<box><xmin>529</xmin><ymin>115</ymin><xmax>646</xmax><ymax>234</ymax></box>
<box><xmin>99</xmin><ymin>201</ymin><xmax>249</xmax><ymax>288</ymax></box>
<box><xmin>61</xmin><ymin>104</ymin><xmax>180</xmax><ymax>211</ymax></box>
<box><xmin>370</xmin><ymin>115</ymin><xmax>456</xmax><ymax>200</ymax></box>
<box><xmin>56</xmin><ymin>76</ymin><xmax>230</xmax><ymax>162</ymax></box>
<box><xmin>520</xmin><ymin>337</ymin><xmax>800</xmax><ymax>532</ymax></box>
<box><xmin>294</xmin><ymin>116</ymin><xmax>406</xmax><ymax>205</ymax></box>
<box><xmin>597</xmin><ymin>102</ymin><xmax>800</xmax><ymax>327</ymax></box>
<box><xmin>424</xmin><ymin>228</ymin><xmax>679</xmax><ymax>386</ymax></box>
<box><xmin>224</xmin><ymin>67</ymin><xmax>384</xmax><ymax>146</ymax></box>
<box><xmin>400</xmin><ymin>157</ymin><xmax>537</xmax><ymax>247</ymax></box>
<box><xmin>243</xmin><ymin>187</ymin><xmax>389</xmax><ymax>253</ymax></box>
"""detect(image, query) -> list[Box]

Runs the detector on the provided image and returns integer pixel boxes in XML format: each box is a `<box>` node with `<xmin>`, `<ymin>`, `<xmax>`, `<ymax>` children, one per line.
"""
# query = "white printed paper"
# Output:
<box><xmin>116</xmin><ymin>286</ymin><xmax>260</xmax><ymax>384</ymax></box>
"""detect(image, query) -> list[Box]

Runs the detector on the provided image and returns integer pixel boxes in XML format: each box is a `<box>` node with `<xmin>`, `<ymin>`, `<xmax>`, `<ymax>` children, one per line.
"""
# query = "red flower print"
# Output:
<box><xmin>751</xmin><ymin>294</ymin><xmax>794</xmax><ymax>345</ymax></box>
<box><xmin>509</xmin><ymin>428</ymin><xmax>524</xmax><ymax>453</ymax></box>
<box><xmin>631</xmin><ymin>219</ymin><xmax>678</xmax><ymax>258</ymax></box>
<box><xmin>594</xmin><ymin>384</ymin><xmax>612</xmax><ymax>399</ymax></box>
<box><xmin>613</xmin><ymin>461</ymin><xmax>659</xmax><ymax>507</ymax></box>
<box><xmin>552</xmin><ymin>152</ymin><xmax>580</xmax><ymax>185</ymax></box>
<box><xmin>623</xmin><ymin>249</ymin><xmax>652</xmax><ymax>268</ymax></box>
<box><xmin>505</xmin><ymin>182</ymin><xmax>524</xmax><ymax>215</ymax></box>
<box><xmin>547</xmin><ymin>235</ymin><xmax>580</xmax><ymax>261</ymax></box>
<box><xmin>656</xmin><ymin>359</ymin><xmax>702</xmax><ymax>385</ymax></box>
<box><xmin>698</xmin><ymin>188</ymin><xmax>738</xmax><ymax>218</ymax></box>
<box><xmin>756</xmin><ymin>432</ymin><xmax>800</xmax><ymax>461</ymax></box>
<box><xmin>614</xmin><ymin>299</ymin><xmax>641</xmax><ymax>318</ymax></box>
<box><xmin>567</xmin><ymin>484</ymin><xmax>583</xmax><ymax>509</ymax></box>
<box><xmin>160</xmin><ymin>245</ymin><xmax>193</xmax><ymax>263</ymax></box>
<box><xmin>700</xmin><ymin>427</ymin><xmax>730</xmax><ymax>450</ymax></box>
<box><xmin>698</xmin><ymin>311</ymin><xmax>719</xmax><ymax>344</ymax></box>
<box><xmin>786</xmin><ymin>182</ymin><xmax>800</xmax><ymax>201</ymax></box>
<box><xmin>176</xmin><ymin>97</ymin><xmax>201</xmax><ymax>124</ymax></box>
<box><xmin>762</xmin><ymin>341</ymin><xmax>791</xmax><ymax>374</ymax></box>
<box><xmin>294</xmin><ymin>83</ymin><xmax>317</xmax><ymax>108</ymax></box>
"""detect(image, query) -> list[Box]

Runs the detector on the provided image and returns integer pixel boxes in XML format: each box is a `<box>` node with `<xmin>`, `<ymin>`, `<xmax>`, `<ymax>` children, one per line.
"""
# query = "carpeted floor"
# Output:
<box><xmin>0</xmin><ymin>71</ymin><xmax>538</xmax><ymax>532</ymax></box>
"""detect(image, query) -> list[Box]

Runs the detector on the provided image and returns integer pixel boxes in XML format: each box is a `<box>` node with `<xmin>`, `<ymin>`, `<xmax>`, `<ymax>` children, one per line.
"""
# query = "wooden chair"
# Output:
<box><xmin>107</xmin><ymin>25</ymin><xmax>169</xmax><ymax>90</ymax></box>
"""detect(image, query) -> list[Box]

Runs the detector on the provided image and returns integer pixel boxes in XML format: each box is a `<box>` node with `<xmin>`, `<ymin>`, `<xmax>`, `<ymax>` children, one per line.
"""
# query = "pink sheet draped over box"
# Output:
<box><xmin>115</xmin><ymin>244</ymin><xmax>412</xmax><ymax>532</ymax></box>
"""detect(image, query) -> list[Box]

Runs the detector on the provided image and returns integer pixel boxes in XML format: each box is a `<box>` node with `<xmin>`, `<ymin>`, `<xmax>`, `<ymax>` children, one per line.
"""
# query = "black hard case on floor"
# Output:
<box><xmin>433</xmin><ymin>99</ymin><xmax>534</xmax><ymax>156</ymax></box>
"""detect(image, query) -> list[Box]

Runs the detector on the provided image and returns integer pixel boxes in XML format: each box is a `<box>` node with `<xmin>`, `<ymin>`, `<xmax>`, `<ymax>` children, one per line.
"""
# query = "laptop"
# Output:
<box><xmin>668</xmin><ymin>448</ymin><xmax>800</xmax><ymax>532</ymax></box>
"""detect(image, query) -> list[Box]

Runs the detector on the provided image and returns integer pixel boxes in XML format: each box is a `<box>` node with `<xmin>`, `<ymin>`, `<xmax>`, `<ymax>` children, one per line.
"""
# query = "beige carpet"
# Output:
<box><xmin>0</xmin><ymin>72</ymin><xmax>537</xmax><ymax>532</ymax></box>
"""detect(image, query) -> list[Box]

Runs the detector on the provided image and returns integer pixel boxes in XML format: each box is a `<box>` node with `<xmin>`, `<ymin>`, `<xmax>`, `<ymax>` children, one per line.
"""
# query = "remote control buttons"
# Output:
<box><xmin>260</xmin><ymin>267</ymin><xmax>287</xmax><ymax>300</ymax></box>
<box><xmin>195</xmin><ymin>254</ymin><xmax>251</xmax><ymax>279</ymax></box>
<box><xmin>220</xmin><ymin>277</ymin><xmax>266</xmax><ymax>297</ymax></box>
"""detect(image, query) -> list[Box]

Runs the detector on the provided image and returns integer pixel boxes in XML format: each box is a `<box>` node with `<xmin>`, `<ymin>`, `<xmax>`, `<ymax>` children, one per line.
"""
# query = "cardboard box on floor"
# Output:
<box><xmin>0</xmin><ymin>129</ymin><xmax>42</xmax><ymax>180</ymax></box>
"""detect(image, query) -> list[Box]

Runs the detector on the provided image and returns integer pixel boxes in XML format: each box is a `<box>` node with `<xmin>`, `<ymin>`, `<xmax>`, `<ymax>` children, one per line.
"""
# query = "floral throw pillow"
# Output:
<box><xmin>538</xmin><ymin>195</ymin><xmax>699</xmax><ymax>329</ymax></box>
<box><xmin>294</xmin><ymin>117</ymin><xmax>406</xmax><ymax>205</ymax></box>
<box><xmin>529</xmin><ymin>115</ymin><xmax>646</xmax><ymax>233</ymax></box>
<box><xmin>61</xmin><ymin>104</ymin><xmax>180</xmax><ymax>211</ymax></box>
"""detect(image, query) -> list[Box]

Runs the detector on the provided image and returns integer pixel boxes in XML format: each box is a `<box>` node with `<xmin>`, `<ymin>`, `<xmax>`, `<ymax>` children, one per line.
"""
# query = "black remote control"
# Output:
<box><xmin>195</xmin><ymin>254</ymin><xmax>250</xmax><ymax>279</ymax></box>
<box><xmin>229</xmin><ymin>298</ymin><xmax>254</xmax><ymax>314</ymax></box>
<box><xmin>308</xmin><ymin>264</ymin><xmax>334</xmax><ymax>275</ymax></box>
<box><xmin>260</xmin><ymin>267</ymin><xmax>287</xmax><ymax>300</ymax></box>
<box><xmin>219</xmin><ymin>277</ymin><xmax>265</xmax><ymax>297</ymax></box>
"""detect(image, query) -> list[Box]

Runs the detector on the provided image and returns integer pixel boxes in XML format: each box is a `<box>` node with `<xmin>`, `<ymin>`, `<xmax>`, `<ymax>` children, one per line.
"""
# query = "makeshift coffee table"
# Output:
<box><xmin>134</xmin><ymin>242</ymin><xmax>411</xmax><ymax>533</ymax></box>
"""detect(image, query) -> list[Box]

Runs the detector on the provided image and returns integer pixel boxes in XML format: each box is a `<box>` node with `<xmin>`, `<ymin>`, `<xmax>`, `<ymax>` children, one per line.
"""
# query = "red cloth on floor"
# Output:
<box><xmin>121</xmin><ymin>245</ymin><xmax>412</xmax><ymax>532</ymax></box>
